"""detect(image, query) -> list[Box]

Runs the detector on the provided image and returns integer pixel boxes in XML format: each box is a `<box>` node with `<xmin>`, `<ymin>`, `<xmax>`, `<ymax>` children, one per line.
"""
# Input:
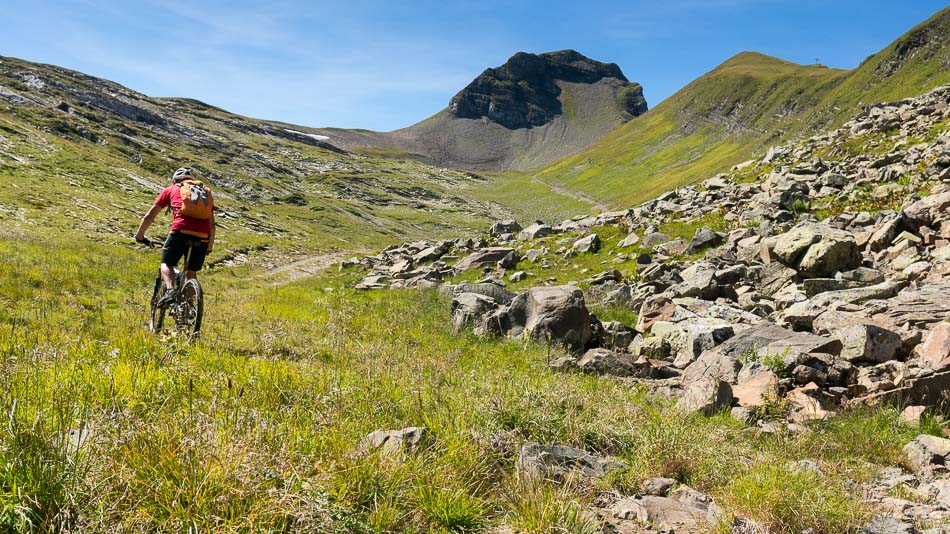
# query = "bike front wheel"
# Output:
<box><xmin>176</xmin><ymin>278</ymin><xmax>204</xmax><ymax>336</ymax></box>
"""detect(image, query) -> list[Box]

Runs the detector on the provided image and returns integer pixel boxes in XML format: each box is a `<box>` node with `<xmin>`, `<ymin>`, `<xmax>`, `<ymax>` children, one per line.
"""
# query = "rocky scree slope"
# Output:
<box><xmin>535</xmin><ymin>6</ymin><xmax>950</xmax><ymax>210</ymax></box>
<box><xmin>0</xmin><ymin>55</ymin><xmax>509</xmax><ymax>257</ymax></box>
<box><xmin>311</xmin><ymin>50</ymin><xmax>648</xmax><ymax>171</ymax></box>
<box><xmin>346</xmin><ymin>84</ymin><xmax>950</xmax><ymax>531</ymax></box>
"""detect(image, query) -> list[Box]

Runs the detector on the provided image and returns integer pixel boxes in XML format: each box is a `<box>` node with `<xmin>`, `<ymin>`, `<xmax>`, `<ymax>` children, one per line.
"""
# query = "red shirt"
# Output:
<box><xmin>155</xmin><ymin>184</ymin><xmax>214</xmax><ymax>238</ymax></box>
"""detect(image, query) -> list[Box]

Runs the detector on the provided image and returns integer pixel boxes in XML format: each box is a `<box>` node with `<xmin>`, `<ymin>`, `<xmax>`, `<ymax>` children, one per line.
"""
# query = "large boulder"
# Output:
<box><xmin>504</xmin><ymin>285</ymin><xmax>592</xmax><ymax>352</ymax></box>
<box><xmin>681</xmin><ymin>351</ymin><xmax>742</xmax><ymax>384</ymax></box>
<box><xmin>450</xmin><ymin>292</ymin><xmax>498</xmax><ymax>334</ymax></box>
<box><xmin>618</xmin><ymin>232</ymin><xmax>640</xmax><ymax>248</ymax></box>
<box><xmin>651</xmin><ymin>319</ymin><xmax>734</xmax><ymax>368</ymax></box>
<box><xmin>836</xmin><ymin>324</ymin><xmax>904</xmax><ymax>363</ymax></box>
<box><xmin>773</xmin><ymin>223</ymin><xmax>862</xmax><ymax>277</ymax></box>
<box><xmin>455</xmin><ymin>247</ymin><xmax>517</xmax><ymax>271</ymax></box>
<box><xmin>670</xmin><ymin>262</ymin><xmax>719</xmax><ymax>300</ymax></box>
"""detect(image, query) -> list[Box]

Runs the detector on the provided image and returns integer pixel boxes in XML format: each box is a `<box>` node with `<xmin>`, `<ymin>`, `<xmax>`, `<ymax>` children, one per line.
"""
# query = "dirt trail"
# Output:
<box><xmin>263</xmin><ymin>252</ymin><xmax>349</xmax><ymax>282</ymax></box>
<box><xmin>530</xmin><ymin>175</ymin><xmax>609</xmax><ymax>212</ymax></box>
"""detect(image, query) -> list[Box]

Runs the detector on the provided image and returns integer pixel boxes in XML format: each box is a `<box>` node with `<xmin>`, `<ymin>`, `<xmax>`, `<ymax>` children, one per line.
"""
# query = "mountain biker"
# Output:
<box><xmin>134</xmin><ymin>167</ymin><xmax>216</xmax><ymax>307</ymax></box>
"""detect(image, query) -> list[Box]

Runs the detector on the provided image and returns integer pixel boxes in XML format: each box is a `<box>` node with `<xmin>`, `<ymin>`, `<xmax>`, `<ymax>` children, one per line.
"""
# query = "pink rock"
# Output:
<box><xmin>920</xmin><ymin>323</ymin><xmax>950</xmax><ymax>372</ymax></box>
<box><xmin>733</xmin><ymin>372</ymin><xmax>779</xmax><ymax>408</ymax></box>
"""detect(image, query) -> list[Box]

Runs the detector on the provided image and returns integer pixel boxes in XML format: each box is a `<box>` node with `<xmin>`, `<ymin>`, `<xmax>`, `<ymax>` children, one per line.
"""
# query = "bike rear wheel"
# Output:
<box><xmin>176</xmin><ymin>278</ymin><xmax>204</xmax><ymax>336</ymax></box>
<box><xmin>149</xmin><ymin>276</ymin><xmax>166</xmax><ymax>333</ymax></box>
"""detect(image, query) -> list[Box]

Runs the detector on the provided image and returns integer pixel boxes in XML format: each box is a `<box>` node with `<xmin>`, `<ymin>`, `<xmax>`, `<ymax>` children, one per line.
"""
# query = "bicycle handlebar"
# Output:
<box><xmin>135</xmin><ymin>236</ymin><xmax>158</xmax><ymax>248</ymax></box>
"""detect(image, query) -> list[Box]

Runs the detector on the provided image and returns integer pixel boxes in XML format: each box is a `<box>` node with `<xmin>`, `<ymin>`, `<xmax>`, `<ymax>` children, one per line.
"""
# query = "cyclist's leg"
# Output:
<box><xmin>161</xmin><ymin>233</ymin><xmax>187</xmax><ymax>289</ymax></box>
<box><xmin>184</xmin><ymin>237</ymin><xmax>209</xmax><ymax>279</ymax></box>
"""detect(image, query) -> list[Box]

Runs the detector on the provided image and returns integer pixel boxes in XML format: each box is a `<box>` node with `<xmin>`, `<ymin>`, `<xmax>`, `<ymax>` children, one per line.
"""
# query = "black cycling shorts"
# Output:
<box><xmin>162</xmin><ymin>232</ymin><xmax>209</xmax><ymax>272</ymax></box>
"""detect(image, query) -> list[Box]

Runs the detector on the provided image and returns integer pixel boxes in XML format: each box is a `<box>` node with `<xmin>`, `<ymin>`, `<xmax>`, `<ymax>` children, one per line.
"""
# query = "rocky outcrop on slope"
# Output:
<box><xmin>448</xmin><ymin>50</ymin><xmax>647</xmax><ymax>129</ymax></box>
<box><xmin>346</xmin><ymin>83</ymin><xmax>950</xmax><ymax>528</ymax></box>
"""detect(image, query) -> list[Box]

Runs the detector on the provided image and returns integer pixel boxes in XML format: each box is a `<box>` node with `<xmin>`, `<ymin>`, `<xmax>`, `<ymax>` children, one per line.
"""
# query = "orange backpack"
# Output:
<box><xmin>178</xmin><ymin>180</ymin><xmax>214</xmax><ymax>219</ymax></box>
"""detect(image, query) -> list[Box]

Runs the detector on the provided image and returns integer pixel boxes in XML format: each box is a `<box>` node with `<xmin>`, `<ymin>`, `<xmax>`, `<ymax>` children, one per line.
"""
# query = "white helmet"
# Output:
<box><xmin>172</xmin><ymin>167</ymin><xmax>195</xmax><ymax>183</ymax></box>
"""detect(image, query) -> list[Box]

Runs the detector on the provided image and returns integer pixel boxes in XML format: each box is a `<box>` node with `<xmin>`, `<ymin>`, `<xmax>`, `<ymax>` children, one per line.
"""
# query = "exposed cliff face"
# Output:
<box><xmin>447</xmin><ymin>50</ymin><xmax>647</xmax><ymax>129</ymax></box>
<box><xmin>309</xmin><ymin>50</ymin><xmax>649</xmax><ymax>170</ymax></box>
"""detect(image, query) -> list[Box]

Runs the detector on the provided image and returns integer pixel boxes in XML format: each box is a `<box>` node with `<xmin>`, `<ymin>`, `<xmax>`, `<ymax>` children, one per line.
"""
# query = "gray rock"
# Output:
<box><xmin>837</xmin><ymin>324</ymin><xmax>903</xmax><ymax>363</ymax></box>
<box><xmin>773</xmin><ymin>223</ymin><xmax>861</xmax><ymax>277</ymax></box>
<box><xmin>904</xmin><ymin>435</ymin><xmax>950</xmax><ymax>472</ymax></box>
<box><xmin>904</xmin><ymin>192</ymin><xmax>950</xmax><ymax>228</ymax></box>
<box><xmin>687</xmin><ymin>226</ymin><xmax>724</xmax><ymax>254</ymax></box>
<box><xmin>652</xmin><ymin>320</ymin><xmax>735</xmax><ymax>368</ymax></box>
<box><xmin>612</xmin><ymin>494</ymin><xmax>718</xmax><ymax>533</ymax></box>
<box><xmin>640</xmin><ymin>477</ymin><xmax>677</xmax><ymax>496</ymax></box>
<box><xmin>455</xmin><ymin>247</ymin><xmax>517</xmax><ymax>271</ymax></box>
<box><xmin>643</xmin><ymin>232</ymin><xmax>671</xmax><ymax>247</ymax></box>
<box><xmin>711</xmin><ymin>323</ymin><xmax>842</xmax><ymax>363</ymax></box>
<box><xmin>780</xmin><ymin>299</ymin><xmax>825</xmax><ymax>331</ymax></box>
<box><xmin>601</xmin><ymin>320</ymin><xmax>639</xmax><ymax>350</ymax></box>
<box><xmin>811</xmin><ymin>280</ymin><xmax>906</xmax><ymax>308</ymax></box>
<box><xmin>504</xmin><ymin>285</ymin><xmax>592</xmax><ymax>352</ymax></box>
<box><xmin>518</xmin><ymin>442</ymin><xmax>614</xmax><ymax>480</ymax></box>
<box><xmin>878</xmin><ymin>281</ymin><xmax>950</xmax><ymax>328</ymax></box>
<box><xmin>671</xmin><ymin>261</ymin><xmax>718</xmax><ymax>300</ymax></box>
<box><xmin>450</xmin><ymin>292</ymin><xmax>498</xmax><ymax>334</ymax></box>
<box><xmin>518</xmin><ymin>223</ymin><xmax>553</xmax><ymax>241</ymax></box>
<box><xmin>360</xmin><ymin>427</ymin><xmax>430</xmax><ymax>456</ymax></box>
<box><xmin>618</xmin><ymin>232</ymin><xmax>640</xmax><ymax>248</ymax></box>
<box><xmin>489</xmin><ymin>219</ymin><xmax>522</xmax><ymax>237</ymax></box>
<box><xmin>858</xmin><ymin>515</ymin><xmax>920</xmax><ymax>534</ymax></box>
<box><xmin>576</xmin><ymin>348</ymin><xmax>634</xmax><ymax>376</ymax></box>
<box><xmin>675</xmin><ymin>378</ymin><xmax>733</xmax><ymax>415</ymax></box>
<box><xmin>452</xmin><ymin>283</ymin><xmax>517</xmax><ymax>304</ymax></box>
<box><xmin>572</xmin><ymin>233</ymin><xmax>601</xmax><ymax>253</ymax></box>
<box><xmin>681</xmin><ymin>351</ymin><xmax>743</xmax><ymax>384</ymax></box>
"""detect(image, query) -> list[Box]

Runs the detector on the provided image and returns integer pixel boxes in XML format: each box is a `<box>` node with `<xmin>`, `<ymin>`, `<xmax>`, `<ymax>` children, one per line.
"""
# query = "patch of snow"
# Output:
<box><xmin>284</xmin><ymin>129</ymin><xmax>329</xmax><ymax>142</ymax></box>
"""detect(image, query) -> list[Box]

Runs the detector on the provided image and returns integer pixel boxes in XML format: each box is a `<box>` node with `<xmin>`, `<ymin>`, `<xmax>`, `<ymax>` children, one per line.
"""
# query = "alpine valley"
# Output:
<box><xmin>3</xmin><ymin>5</ymin><xmax>950</xmax><ymax>533</ymax></box>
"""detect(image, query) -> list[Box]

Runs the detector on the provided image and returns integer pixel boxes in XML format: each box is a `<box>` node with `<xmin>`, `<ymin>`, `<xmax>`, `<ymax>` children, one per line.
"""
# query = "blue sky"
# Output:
<box><xmin>3</xmin><ymin>1</ymin><xmax>948</xmax><ymax>131</ymax></box>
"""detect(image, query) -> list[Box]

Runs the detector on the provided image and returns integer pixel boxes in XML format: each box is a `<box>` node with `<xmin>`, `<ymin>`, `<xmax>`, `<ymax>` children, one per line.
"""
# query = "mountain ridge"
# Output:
<box><xmin>530</xmin><ymin>6</ymin><xmax>950</xmax><ymax>210</ymax></box>
<box><xmin>306</xmin><ymin>49</ymin><xmax>648</xmax><ymax>170</ymax></box>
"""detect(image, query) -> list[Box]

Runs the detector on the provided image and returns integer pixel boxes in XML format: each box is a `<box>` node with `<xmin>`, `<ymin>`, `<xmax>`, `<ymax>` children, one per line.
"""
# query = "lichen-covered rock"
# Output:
<box><xmin>903</xmin><ymin>434</ymin><xmax>950</xmax><ymax>472</ymax></box>
<box><xmin>773</xmin><ymin>223</ymin><xmax>862</xmax><ymax>277</ymax></box>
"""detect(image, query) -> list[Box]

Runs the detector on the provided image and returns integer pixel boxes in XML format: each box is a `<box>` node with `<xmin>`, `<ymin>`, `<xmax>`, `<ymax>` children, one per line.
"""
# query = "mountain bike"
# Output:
<box><xmin>141</xmin><ymin>237</ymin><xmax>204</xmax><ymax>337</ymax></box>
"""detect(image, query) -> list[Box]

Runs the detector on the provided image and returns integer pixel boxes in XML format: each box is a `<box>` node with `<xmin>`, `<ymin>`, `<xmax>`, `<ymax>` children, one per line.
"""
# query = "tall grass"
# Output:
<box><xmin>0</xmin><ymin>228</ymin><xmax>939</xmax><ymax>531</ymax></box>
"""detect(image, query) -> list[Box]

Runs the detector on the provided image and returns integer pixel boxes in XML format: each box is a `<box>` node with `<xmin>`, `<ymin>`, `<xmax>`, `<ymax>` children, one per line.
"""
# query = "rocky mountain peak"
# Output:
<box><xmin>447</xmin><ymin>49</ymin><xmax>647</xmax><ymax>130</ymax></box>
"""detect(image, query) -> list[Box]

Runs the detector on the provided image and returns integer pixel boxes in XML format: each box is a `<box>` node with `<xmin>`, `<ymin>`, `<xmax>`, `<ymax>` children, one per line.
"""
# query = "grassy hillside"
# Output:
<box><xmin>531</xmin><ymin>6</ymin><xmax>950</xmax><ymax>209</ymax></box>
<box><xmin>0</xmin><ymin>55</ymin><xmax>514</xmax><ymax>266</ymax></box>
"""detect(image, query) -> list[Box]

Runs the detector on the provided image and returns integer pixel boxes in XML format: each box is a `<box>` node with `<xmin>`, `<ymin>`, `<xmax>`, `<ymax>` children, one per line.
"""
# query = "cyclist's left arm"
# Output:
<box><xmin>135</xmin><ymin>204</ymin><xmax>163</xmax><ymax>242</ymax></box>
